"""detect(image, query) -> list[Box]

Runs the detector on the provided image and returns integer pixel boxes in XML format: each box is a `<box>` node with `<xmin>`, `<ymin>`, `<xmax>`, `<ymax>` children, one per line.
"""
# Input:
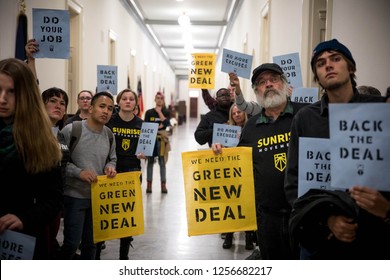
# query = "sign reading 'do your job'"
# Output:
<box><xmin>33</xmin><ymin>8</ymin><xmax>70</xmax><ymax>59</ymax></box>
<box><xmin>273</xmin><ymin>52</ymin><xmax>303</xmax><ymax>88</ymax></box>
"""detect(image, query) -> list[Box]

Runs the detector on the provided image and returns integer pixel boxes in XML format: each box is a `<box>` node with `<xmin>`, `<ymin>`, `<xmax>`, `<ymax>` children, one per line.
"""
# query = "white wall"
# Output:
<box><xmin>331</xmin><ymin>0</ymin><xmax>390</xmax><ymax>94</ymax></box>
<box><xmin>0</xmin><ymin>0</ymin><xmax>175</xmax><ymax>114</ymax></box>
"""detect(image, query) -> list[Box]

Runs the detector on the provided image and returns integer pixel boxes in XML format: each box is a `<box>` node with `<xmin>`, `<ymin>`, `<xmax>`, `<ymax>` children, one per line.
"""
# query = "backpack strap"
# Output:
<box><xmin>69</xmin><ymin>121</ymin><xmax>82</xmax><ymax>156</ymax></box>
<box><xmin>104</xmin><ymin>125</ymin><xmax>114</xmax><ymax>148</ymax></box>
<box><xmin>68</xmin><ymin>121</ymin><xmax>114</xmax><ymax>163</ymax></box>
<box><xmin>103</xmin><ymin>126</ymin><xmax>114</xmax><ymax>163</ymax></box>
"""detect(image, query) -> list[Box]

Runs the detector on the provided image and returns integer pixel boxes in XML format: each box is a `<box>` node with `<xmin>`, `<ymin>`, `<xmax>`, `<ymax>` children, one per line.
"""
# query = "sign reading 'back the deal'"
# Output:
<box><xmin>97</xmin><ymin>65</ymin><xmax>118</xmax><ymax>95</ymax></box>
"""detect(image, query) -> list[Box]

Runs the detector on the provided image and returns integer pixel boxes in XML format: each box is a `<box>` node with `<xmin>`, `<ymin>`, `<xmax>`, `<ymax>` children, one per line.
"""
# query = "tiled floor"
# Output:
<box><xmin>57</xmin><ymin>117</ymin><xmax>257</xmax><ymax>260</ymax></box>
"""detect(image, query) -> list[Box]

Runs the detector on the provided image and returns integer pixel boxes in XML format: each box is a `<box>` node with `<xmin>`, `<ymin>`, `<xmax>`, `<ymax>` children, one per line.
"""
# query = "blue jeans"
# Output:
<box><xmin>147</xmin><ymin>156</ymin><xmax>166</xmax><ymax>182</ymax></box>
<box><xmin>60</xmin><ymin>196</ymin><xmax>96</xmax><ymax>260</ymax></box>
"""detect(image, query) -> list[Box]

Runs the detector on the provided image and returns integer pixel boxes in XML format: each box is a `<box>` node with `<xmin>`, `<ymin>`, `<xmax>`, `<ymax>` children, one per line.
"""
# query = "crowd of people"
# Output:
<box><xmin>1</xmin><ymin>38</ymin><xmax>389</xmax><ymax>261</ymax></box>
<box><xmin>201</xmin><ymin>39</ymin><xmax>390</xmax><ymax>260</ymax></box>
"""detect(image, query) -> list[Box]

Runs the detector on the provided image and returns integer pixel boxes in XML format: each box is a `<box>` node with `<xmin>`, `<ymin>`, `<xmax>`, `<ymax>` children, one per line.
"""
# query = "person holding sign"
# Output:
<box><xmin>96</xmin><ymin>88</ymin><xmax>145</xmax><ymax>260</ymax></box>
<box><xmin>284</xmin><ymin>39</ymin><xmax>390</xmax><ymax>259</ymax></box>
<box><xmin>212</xmin><ymin>63</ymin><xmax>307</xmax><ymax>260</ymax></box>
<box><xmin>25</xmin><ymin>40</ymin><xmax>76</xmax><ymax>258</ymax></box>
<box><xmin>24</xmin><ymin>38</ymin><xmax>94</xmax><ymax>126</ymax></box>
<box><xmin>220</xmin><ymin>103</ymin><xmax>256</xmax><ymax>250</ymax></box>
<box><xmin>59</xmin><ymin>91</ymin><xmax>117</xmax><ymax>260</ymax></box>
<box><xmin>229</xmin><ymin>72</ymin><xmax>294</xmax><ymax>117</ymax></box>
<box><xmin>201</xmin><ymin>85</ymin><xmax>235</xmax><ymax>110</ymax></box>
<box><xmin>0</xmin><ymin>58</ymin><xmax>63</xmax><ymax>259</ymax></box>
<box><xmin>144</xmin><ymin>91</ymin><xmax>171</xmax><ymax>193</ymax></box>
<box><xmin>194</xmin><ymin>88</ymin><xmax>231</xmax><ymax>147</ymax></box>
<box><xmin>229</xmin><ymin>72</ymin><xmax>262</xmax><ymax>117</ymax></box>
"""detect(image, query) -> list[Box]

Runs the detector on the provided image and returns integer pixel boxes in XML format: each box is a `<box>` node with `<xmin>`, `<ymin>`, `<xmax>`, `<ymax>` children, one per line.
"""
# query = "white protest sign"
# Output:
<box><xmin>212</xmin><ymin>123</ymin><xmax>241</xmax><ymax>147</ymax></box>
<box><xmin>0</xmin><ymin>230</ymin><xmax>36</xmax><ymax>260</ymax></box>
<box><xmin>298</xmin><ymin>137</ymin><xmax>332</xmax><ymax>197</ymax></box>
<box><xmin>273</xmin><ymin>52</ymin><xmax>303</xmax><ymax>88</ymax></box>
<box><xmin>291</xmin><ymin>88</ymin><xmax>319</xmax><ymax>103</ymax></box>
<box><xmin>135</xmin><ymin>122</ymin><xmax>159</xmax><ymax>156</ymax></box>
<box><xmin>221</xmin><ymin>48</ymin><xmax>253</xmax><ymax>79</ymax></box>
<box><xmin>97</xmin><ymin>65</ymin><xmax>118</xmax><ymax>95</ymax></box>
<box><xmin>32</xmin><ymin>8</ymin><xmax>70</xmax><ymax>59</ymax></box>
<box><xmin>329</xmin><ymin>103</ymin><xmax>390</xmax><ymax>191</ymax></box>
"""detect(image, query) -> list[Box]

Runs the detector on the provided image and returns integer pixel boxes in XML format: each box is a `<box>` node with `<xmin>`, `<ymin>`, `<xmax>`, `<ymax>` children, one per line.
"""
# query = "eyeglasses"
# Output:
<box><xmin>254</xmin><ymin>75</ymin><xmax>281</xmax><ymax>87</ymax></box>
<box><xmin>79</xmin><ymin>96</ymin><xmax>92</xmax><ymax>101</ymax></box>
<box><xmin>216</xmin><ymin>92</ymin><xmax>230</xmax><ymax>99</ymax></box>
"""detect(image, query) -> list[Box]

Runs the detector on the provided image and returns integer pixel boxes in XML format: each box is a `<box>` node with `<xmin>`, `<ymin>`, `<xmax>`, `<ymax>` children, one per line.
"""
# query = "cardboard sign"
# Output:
<box><xmin>0</xmin><ymin>230</ymin><xmax>36</xmax><ymax>260</ymax></box>
<box><xmin>91</xmin><ymin>172</ymin><xmax>144</xmax><ymax>243</ymax></box>
<box><xmin>291</xmin><ymin>87</ymin><xmax>319</xmax><ymax>103</ymax></box>
<box><xmin>32</xmin><ymin>8</ymin><xmax>70</xmax><ymax>59</ymax></box>
<box><xmin>329</xmin><ymin>103</ymin><xmax>390</xmax><ymax>191</ymax></box>
<box><xmin>189</xmin><ymin>53</ymin><xmax>216</xmax><ymax>89</ymax></box>
<box><xmin>212</xmin><ymin>123</ymin><xmax>241</xmax><ymax>147</ymax></box>
<box><xmin>181</xmin><ymin>147</ymin><xmax>257</xmax><ymax>236</ymax></box>
<box><xmin>221</xmin><ymin>48</ymin><xmax>253</xmax><ymax>79</ymax></box>
<box><xmin>97</xmin><ymin>65</ymin><xmax>118</xmax><ymax>95</ymax></box>
<box><xmin>135</xmin><ymin>122</ymin><xmax>159</xmax><ymax>156</ymax></box>
<box><xmin>298</xmin><ymin>137</ymin><xmax>332</xmax><ymax>197</ymax></box>
<box><xmin>273</xmin><ymin>52</ymin><xmax>303</xmax><ymax>88</ymax></box>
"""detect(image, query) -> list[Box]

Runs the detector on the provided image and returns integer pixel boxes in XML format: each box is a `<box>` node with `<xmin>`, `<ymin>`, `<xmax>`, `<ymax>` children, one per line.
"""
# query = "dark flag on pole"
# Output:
<box><xmin>15</xmin><ymin>4</ymin><xmax>28</xmax><ymax>61</ymax></box>
<box><xmin>127</xmin><ymin>67</ymin><xmax>131</xmax><ymax>89</ymax></box>
<box><xmin>137</xmin><ymin>78</ymin><xmax>144</xmax><ymax>117</ymax></box>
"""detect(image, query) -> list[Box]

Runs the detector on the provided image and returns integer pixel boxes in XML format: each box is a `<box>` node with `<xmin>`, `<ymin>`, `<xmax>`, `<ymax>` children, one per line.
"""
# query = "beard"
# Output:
<box><xmin>321</xmin><ymin>77</ymin><xmax>350</xmax><ymax>91</ymax></box>
<box><xmin>256</xmin><ymin>85</ymin><xmax>289</xmax><ymax>109</ymax></box>
<box><xmin>219</xmin><ymin>99</ymin><xmax>232</xmax><ymax>109</ymax></box>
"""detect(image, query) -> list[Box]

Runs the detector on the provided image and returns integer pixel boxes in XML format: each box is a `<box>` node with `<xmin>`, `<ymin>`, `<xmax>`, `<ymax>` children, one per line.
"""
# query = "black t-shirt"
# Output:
<box><xmin>239</xmin><ymin>101</ymin><xmax>307</xmax><ymax>211</ymax></box>
<box><xmin>106</xmin><ymin>113</ymin><xmax>143</xmax><ymax>172</ymax></box>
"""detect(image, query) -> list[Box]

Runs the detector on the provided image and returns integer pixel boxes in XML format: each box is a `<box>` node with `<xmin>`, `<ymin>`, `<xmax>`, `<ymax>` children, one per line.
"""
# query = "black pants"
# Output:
<box><xmin>95</xmin><ymin>236</ymin><xmax>133</xmax><ymax>260</ymax></box>
<box><xmin>257</xmin><ymin>207</ymin><xmax>298</xmax><ymax>260</ymax></box>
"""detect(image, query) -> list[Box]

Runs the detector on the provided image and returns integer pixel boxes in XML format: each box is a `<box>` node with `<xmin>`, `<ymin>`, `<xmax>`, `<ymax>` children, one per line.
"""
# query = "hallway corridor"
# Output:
<box><xmin>58</xmin><ymin>117</ymin><xmax>256</xmax><ymax>260</ymax></box>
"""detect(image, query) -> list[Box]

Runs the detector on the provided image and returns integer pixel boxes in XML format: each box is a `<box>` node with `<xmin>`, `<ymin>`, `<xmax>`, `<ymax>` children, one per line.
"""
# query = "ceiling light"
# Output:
<box><xmin>178</xmin><ymin>12</ymin><xmax>191</xmax><ymax>27</ymax></box>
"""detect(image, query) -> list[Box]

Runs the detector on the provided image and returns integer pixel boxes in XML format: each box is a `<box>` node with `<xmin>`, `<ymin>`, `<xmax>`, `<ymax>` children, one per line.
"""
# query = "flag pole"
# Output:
<box><xmin>15</xmin><ymin>0</ymin><xmax>28</xmax><ymax>61</ymax></box>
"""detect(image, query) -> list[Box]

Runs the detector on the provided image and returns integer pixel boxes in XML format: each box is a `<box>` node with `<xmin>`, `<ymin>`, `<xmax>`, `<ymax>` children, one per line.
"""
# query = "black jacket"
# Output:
<box><xmin>194</xmin><ymin>105</ymin><xmax>230</xmax><ymax>147</ymax></box>
<box><xmin>290</xmin><ymin>188</ymin><xmax>390</xmax><ymax>259</ymax></box>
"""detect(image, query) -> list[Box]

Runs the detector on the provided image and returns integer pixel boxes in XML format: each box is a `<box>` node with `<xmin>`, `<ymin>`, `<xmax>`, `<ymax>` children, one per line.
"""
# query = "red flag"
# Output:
<box><xmin>137</xmin><ymin>78</ymin><xmax>144</xmax><ymax>117</ymax></box>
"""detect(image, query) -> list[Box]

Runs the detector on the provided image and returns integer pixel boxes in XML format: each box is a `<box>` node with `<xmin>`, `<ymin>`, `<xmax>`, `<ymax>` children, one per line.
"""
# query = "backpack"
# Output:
<box><xmin>68</xmin><ymin>121</ymin><xmax>114</xmax><ymax>162</ymax></box>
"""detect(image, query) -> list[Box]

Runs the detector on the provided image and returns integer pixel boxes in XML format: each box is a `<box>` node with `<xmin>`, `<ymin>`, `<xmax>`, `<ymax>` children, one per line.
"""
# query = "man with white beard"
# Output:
<box><xmin>212</xmin><ymin>63</ymin><xmax>307</xmax><ymax>259</ymax></box>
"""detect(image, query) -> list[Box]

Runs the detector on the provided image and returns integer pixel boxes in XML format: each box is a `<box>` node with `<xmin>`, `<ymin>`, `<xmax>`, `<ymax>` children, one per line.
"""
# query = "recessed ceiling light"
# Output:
<box><xmin>178</xmin><ymin>12</ymin><xmax>190</xmax><ymax>27</ymax></box>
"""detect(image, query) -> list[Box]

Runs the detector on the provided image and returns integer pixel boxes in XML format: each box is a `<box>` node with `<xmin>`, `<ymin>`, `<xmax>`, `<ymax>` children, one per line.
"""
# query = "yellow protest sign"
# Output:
<box><xmin>181</xmin><ymin>147</ymin><xmax>257</xmax><ymax>236</ymax></box>
<box><xmin>91</xmin><ymin>171</ymin><xmax>144</xmax><ymax>243</ymax></box>
<box><xmin>189</xmin><ymin>53</ymin><xmax>216</xmax><ymax>89</ymax></box>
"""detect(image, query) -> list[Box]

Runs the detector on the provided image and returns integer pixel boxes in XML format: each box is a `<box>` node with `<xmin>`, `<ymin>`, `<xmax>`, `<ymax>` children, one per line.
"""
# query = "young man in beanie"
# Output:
<box><xmin>212</xmin><ymin>63</ymin><xmax>307</xmax><ymax>260</ymax></box>
<box><xmin>284</xmin><ymin>39</ymin><xmax>390</xmax><ymax>259</ymax></box>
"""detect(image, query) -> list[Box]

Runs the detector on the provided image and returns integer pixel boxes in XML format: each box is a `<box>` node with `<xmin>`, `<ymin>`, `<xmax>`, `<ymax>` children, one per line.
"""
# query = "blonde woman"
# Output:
<box><xmin>222</xmin><ymin>103</ymin><xmax>255</xmax><ymax>250</ymax></box>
